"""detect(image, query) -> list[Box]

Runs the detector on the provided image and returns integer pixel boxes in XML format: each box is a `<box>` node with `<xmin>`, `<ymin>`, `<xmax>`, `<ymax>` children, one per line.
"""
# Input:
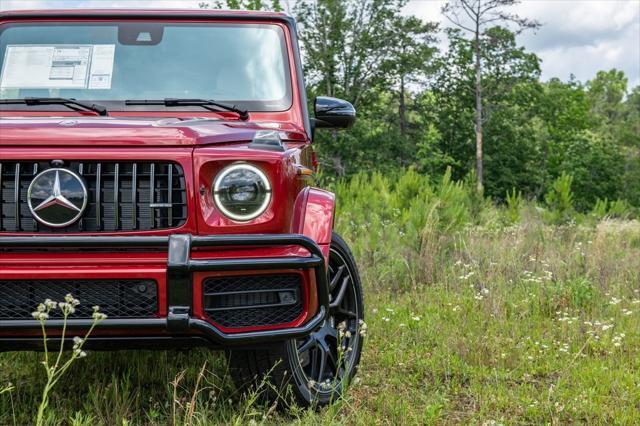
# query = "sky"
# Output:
<box><xmin>2</xmin><ymin>0</ymin><xmax>639</xmax><ymax>88</ymax></box>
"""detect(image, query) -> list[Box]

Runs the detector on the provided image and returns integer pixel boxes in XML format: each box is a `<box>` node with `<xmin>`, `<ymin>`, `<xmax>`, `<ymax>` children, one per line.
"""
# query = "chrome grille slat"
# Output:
<box><xmin>0</xmin><ymin>163</ymin><xmax>3</xmax><ymax>230</ymax></box>
<box><xmin>113</xmin><ymin>163</ymin><xmax>120</xmax><ymax>229</ymax></box>
<box><xmin>14</xmin><ymin>162</ymin><xmax>20</xmax><ymax>232</ymax></box>
<box><xmin>96</xmin><ymin>162</ymin><xmax>102</xmax><ymax>231</ymax></box>
<box><xmin>150</xmin><ymin>162</ymin><xmax>155</xmax><ymax>228</ymax></box>
<box><xmin>0</xmin><ymin>161</ymin><xmax>186</xmax><ymax>233</ymax></box>
<box><xmin>131</xmin><ymin>162</ymin><xmax>138</xmax><ymax>230</ymax></box>
<box><xmin>167</xmin><ymin>164</ymin><xmax>173</xmax><ymax>225</ymax></box>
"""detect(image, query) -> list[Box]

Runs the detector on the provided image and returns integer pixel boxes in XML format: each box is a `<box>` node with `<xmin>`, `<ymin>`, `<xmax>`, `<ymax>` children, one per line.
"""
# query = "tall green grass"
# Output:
<box><xmin>1</xmin><ymin>169</ymin><xmax>638</xmax><ymax>424</ymax></box>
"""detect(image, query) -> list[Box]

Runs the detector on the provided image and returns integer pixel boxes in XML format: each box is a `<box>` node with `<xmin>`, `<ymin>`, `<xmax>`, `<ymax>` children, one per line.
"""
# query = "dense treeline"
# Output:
<box><xmin>202</xmin><ymin>0</ymin><xmax>640</xmax><ymax>213</ymax></box>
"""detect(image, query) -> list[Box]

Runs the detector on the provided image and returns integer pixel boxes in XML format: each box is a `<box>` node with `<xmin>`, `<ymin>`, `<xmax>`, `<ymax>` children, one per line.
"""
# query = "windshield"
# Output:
<box><xmin>0</xmin><ymin>22</ymin><xmax>292</xmax><ymax>111</ymax></box>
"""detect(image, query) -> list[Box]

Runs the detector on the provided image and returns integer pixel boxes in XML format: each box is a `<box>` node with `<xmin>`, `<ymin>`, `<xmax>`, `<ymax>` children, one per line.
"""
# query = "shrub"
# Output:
<box><xmin>544</xmin><ymin>173</ymin><xmax>575</xmax><ymax>224</ymax></box>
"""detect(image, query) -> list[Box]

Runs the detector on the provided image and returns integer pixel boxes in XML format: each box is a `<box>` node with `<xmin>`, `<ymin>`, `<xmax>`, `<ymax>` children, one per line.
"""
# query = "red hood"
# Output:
<box><xmin>0</xmin><ymin>116</ymin><xmax>307</xmax><ymax>147</ymax></box>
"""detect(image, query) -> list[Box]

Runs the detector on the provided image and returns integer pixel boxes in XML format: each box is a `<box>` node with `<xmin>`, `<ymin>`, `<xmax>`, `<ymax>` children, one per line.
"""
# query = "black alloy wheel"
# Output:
<box><xmin>227</xmin><ymin>232</ymin><xmax>365</xmax><ymax>407</ymax></box>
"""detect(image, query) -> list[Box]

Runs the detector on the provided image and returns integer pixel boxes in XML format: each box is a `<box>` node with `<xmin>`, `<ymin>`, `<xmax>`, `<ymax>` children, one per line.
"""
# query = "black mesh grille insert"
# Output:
<box><xmin>0</xmin><ymin>161</ymin><xmax>187</xmax><ymax>232</ymax></box>
<box><xmin>203</xmin><ymin>274</ymin><xmax>304</xmax><ymax>328</ymax></box>
<box><xmin>0</xmin><ymin>279</ymin><xmax>158</xmax><ymax>319</ymax></box>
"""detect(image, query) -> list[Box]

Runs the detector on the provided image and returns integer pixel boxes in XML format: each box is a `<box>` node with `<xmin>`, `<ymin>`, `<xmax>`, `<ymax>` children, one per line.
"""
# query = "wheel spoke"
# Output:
<box><xmin>317</xmin><ymin>344</ymin><xmax>328</xmax><ymax>382</ymax></box>
<box><xmin>297</xmin><ymin>336</ymin><xmax>316</xmax><ymax>355</ymax></box>
<box><xmin>326</xmin><ymin>343</ymin><xmax>338</xmax><ymax>369</ymax></box>
<box><xmin>329</xmin><ymin>276</ymin><xmax>350</xmax><ymax>309</ymax></box>
<box><xmin>335</xmin><ymin>307</ymin><xmax>357</xmax><ymax>319</ymax></box>
<box><xmin>329</xmin><ymin>265</ymin><xmax>346</xmax><ymax>292</ymax></box>
<box><xmin>327</xmin><ymin>326</ymin><xmax>337</xmax><ymax>340</ymax></box>
<box><xmin>310</xmin><ymin>347</ymin><xmax>320</xmax><ymax>379</ymax></box>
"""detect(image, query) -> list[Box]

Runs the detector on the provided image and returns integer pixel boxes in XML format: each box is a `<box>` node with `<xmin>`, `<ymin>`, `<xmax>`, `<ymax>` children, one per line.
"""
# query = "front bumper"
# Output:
<box><xmin>0</xmin><ymin>234</ymin><xmax>329</xmax><ymax>348</ymax></box>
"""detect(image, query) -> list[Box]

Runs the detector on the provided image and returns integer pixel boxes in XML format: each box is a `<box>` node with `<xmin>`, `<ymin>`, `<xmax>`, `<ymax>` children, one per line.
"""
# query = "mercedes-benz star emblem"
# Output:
<box><xmin>27</xmin><ymin>168</ymin><xmax>88</xmax><ymax>228</ymax></box>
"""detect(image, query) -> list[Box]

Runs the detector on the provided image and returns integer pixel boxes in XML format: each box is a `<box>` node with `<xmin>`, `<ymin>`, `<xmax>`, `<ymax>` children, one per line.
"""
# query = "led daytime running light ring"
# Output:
<box><xmin>213</xmin><ymin>163</ymin><xmax>272</xmax><ymax>221</ymax></box>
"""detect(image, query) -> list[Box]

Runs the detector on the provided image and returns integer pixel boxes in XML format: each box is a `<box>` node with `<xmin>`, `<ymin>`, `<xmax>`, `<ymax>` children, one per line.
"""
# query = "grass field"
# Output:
<box><xmin>1</xmin><ymin>172</ymin><xmax>639</xmax><ymax>425</ymax></box>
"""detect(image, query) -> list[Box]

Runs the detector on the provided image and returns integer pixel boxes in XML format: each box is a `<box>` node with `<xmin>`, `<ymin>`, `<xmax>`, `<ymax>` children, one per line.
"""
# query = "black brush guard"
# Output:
<box><xmin>0</xmin><ymin>234</ymin><xmax>329</xmax><ymax>346</ymax></box>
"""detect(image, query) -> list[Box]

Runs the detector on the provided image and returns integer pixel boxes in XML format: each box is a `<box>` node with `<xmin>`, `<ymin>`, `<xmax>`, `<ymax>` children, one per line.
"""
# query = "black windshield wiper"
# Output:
<box><xmin>125</xmin><ymin>98</ymin><xmax>249</xmax><ymax>120</ymax></box>
<box><xmin>0</xmin><ymin>97</ymin><xmax>108</xmax><ymax>116</ymax></box>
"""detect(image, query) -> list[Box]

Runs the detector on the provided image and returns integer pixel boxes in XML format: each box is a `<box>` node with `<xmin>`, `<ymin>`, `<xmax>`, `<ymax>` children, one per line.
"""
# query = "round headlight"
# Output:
<box><xmin>213</xmin><ymin>164</ymin><xmax>272</xmax><ymax>221</ymax></box>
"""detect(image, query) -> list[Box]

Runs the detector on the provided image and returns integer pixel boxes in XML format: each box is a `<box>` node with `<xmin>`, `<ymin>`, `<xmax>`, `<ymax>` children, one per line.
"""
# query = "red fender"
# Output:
<box><xmin>292</xmin><ymin>187</ymin><xmax>335</xmax><ymax>258</ymax></box>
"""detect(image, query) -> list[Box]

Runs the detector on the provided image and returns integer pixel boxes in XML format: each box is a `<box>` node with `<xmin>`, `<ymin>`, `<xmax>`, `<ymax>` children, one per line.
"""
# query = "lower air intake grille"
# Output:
<box><xmin>0</xmin><ymin>279</ymin><xmax>158</xmax><ymax>319</ymax></box>
<box><xmin>203</xmin><ymin>274</ymin><xmax>304</xmax><ymax>329</ymax></box>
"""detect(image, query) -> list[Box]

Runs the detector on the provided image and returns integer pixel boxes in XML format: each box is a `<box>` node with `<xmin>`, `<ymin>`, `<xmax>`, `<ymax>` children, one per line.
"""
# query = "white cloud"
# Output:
<box><xmin>2</xmin><ymin>0</ymin><xmax>639</xmax><ymax>87</ymax></box>
<box><xmin>406</xmin><ymin>0</ymin><xmax>640</xmax><ymax>88</ymax></box>
<box><xmin>515</xmin><ymin>0</ymin><xmax>640</xmax><ymax>87</ymax></box>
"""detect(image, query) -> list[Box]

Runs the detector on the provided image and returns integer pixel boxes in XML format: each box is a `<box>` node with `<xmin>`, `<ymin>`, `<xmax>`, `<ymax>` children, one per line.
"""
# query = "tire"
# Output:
<box><xmin>227</xmin><ymin>232</ymin><xmax>365</xmax><ymax>408</ymax></box>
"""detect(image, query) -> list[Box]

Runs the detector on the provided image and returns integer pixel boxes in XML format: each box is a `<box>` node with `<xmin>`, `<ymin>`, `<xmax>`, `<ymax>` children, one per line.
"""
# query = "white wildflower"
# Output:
<box><xmin>31</xmin><ymin>311</ymin><xmax>49</xmax><ymax>321</ymax></box>
<box><xmin>358</xmin><ymin>320</ymin><xmax>368</xmax><ymax>337</ymax></box>
<box><xmin>92</xmin><ymin>311</ymin><xmax>107</xmax><ymax>321</ymax></box>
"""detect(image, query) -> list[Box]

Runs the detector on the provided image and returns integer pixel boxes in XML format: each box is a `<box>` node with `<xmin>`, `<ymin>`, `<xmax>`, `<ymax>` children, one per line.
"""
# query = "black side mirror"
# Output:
<box><xmin>313</xmin><ymin>96</ymin><xmax>356</xmax><ymax>130</ymax></box>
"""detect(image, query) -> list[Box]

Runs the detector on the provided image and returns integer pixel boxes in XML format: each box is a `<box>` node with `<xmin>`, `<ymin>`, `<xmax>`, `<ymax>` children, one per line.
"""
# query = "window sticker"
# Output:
<box><xmin>0</xmin><ymin>44</ymin><xmax>115</xmax><ymax>90</ymax></box>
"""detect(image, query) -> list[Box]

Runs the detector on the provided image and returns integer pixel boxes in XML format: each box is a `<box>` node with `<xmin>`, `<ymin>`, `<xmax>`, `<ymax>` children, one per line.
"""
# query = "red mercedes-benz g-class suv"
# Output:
<box><xmin>0</xmin><ymin>9</ymin><xmax>364</xmax><ymax>406</ymax></box>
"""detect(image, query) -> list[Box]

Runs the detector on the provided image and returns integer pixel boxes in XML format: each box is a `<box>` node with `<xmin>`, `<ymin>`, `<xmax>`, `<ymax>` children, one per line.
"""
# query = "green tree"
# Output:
<box><xmin>586</xmin><ymin>69</ymin><xmax>628</xmax><ymax>124</ymax></box>
<box><xmin>199</xmin><ymin>0</ymin><xmax>282</xmax><ymax>11</ymax></box>
<box><xmin>560</xmin><ymin>131</ymin><xmax>624</xmax><ymax>210</ymax></box>
<box><xmin>533</xmin><ymin>77</ymin><xmax>590</xmax><ymax>194</ymax></box>
<box><xmin>295</xmin><ymin>0</ymin><xmax>434</xmax><ymax>107</ymax></box>
<box><xmin>619</xmin><ymin>85</ymin><xmax>640</xmax><ymax>206</ymax></box>
<box><xmin>295</xmin><ymin>0</ymin><xmax>437</xmax><ymax>175</ymax></box>
<box><xmin>382</xmin><ymin>16</ymin><xmax>438</xmax><ymax>136</ymax></box>
<box><xmin>430</xmin><ymin>27</ymin><xmax>541</xmax><ymax>198</ymax></box>
<box><xmin>442</xmin><ymin>0</ymin><xmax>540</xmax><ymax>192</ymax></box>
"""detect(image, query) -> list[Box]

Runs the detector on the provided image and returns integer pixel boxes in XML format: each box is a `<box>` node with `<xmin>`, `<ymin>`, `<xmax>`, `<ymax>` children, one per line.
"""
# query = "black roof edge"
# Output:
<box><xmin>0</xmin><ymin>10</ymin><xmax>295</xmax><ymax>25</ymax></box>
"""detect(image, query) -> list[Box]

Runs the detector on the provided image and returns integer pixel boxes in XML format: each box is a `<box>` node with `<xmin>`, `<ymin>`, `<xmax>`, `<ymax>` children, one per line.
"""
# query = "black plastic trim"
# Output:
<box><xmin>0</xmin><ymin>10</ymin><xmax>297</xmax><ymax>24</ymax></box>
<box><xmin>167</xmin><ymin>234</ymin><xmax>192</xmax><ymax>309</ymax></box>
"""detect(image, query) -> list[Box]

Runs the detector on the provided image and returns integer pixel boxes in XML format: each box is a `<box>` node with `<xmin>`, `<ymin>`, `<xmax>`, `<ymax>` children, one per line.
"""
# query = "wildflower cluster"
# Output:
<box><xmin>583</xmin><ymin>320</ymin><xmax>616</xmax><ymax>345</ymax></box>
<box><xmin>92</xmin><ymin>305</ymin><xmax>107</xmax><ymax>321</ymax></box>
<box><xmin>531</xmin><ymin>340</ymin><xmax>550</xmax><ymax>355</ymax></box>
<box><xmin>337</xmin><ymin>321</ymin><xmax>352</xmax><ymax>340</ymax></box>
<box><xmin>71</xmin><ymin>336</ymin><xmax>86</xmax><ymax>358</ymax></box>
<box><xmin>31</xmin><ymin>299</ymin><xmax>57</xmax><ymax>321</ymax></box>
<box><xmin>556</xmin><ymin>310</ymin><xmax>579</xmax><ymax>325</ymax></box>
<box><xmin>474</xmin><ymin>287</ymin><xmax>490</xmax><ymax>301</ymax></box>
<box><xmin>521</xmin><ymin>269</ymin><xmax>553</xmax><ymax>284</ymax></box>
<box><xmin>358</xmin><ymin>319</ymin><xmax>368</xmax><ymax>337</ymax></box>
<box><xmin>30</xmin><ymin>294</ymin><xmax>107</xmax><ymax>426</ymax></box>
<box><xmin>456</xmin><ymin>260</ymin><xmax>476</xmax><ymax>281</ymax></box>
<box><xmin>307</xmin><ymin>378</ymin><xmax>335</xmax><ymax>391</ymax></box>
<box><xmin>58</xmin><ymin>294</ymin><xmax>80</xmax><ymax>315</ymax></box>
<box><xmin>612</xmin><ymin>333</ymin><xmax>625</xmax><ymax>348</ymax></box>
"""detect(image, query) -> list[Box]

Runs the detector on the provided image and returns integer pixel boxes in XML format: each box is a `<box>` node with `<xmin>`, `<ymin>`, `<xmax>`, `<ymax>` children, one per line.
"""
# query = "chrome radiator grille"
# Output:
<box><xmin>0</xmin><ymin>161</ymin><xmax>187</xmax><ymax>232</ymax></box>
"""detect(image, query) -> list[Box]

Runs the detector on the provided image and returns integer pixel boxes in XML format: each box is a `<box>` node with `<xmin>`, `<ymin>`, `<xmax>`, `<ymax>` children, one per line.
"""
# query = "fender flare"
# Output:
<box><xmin>291</xmin><ymin>187</ymin><xmax>335</xmax><ymax>246</ymax></box>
